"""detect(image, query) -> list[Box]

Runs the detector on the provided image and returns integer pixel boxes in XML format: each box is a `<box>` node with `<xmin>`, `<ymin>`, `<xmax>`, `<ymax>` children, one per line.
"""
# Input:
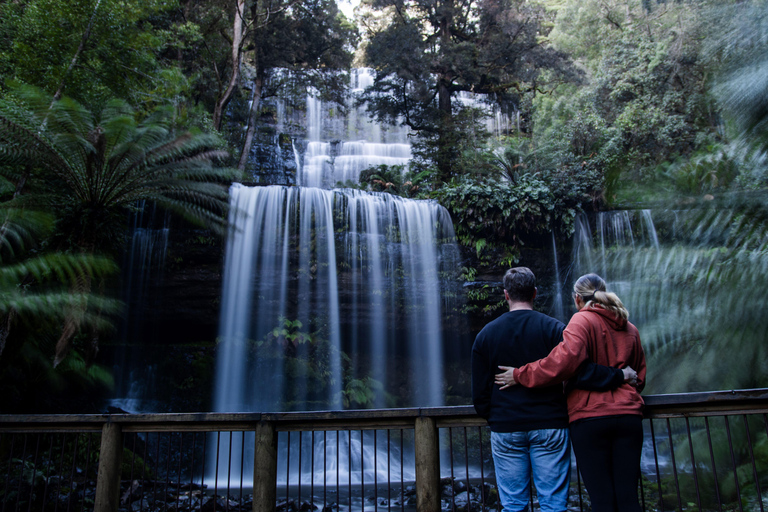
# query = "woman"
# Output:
<box><xmin>495</xmin><ymin>273</ymin><xmax>646</xmax><ymax>512</ymax></box>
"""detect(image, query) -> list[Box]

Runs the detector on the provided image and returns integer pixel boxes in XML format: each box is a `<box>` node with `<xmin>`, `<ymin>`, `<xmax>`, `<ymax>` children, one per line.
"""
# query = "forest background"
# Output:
<box><xmin>1</xmin><ymin>0</ymin><xmax>767</xmax><ymax>413</ymax></box>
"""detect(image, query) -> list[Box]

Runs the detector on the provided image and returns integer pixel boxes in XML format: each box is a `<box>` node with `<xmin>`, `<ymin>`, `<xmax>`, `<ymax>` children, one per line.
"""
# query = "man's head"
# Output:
<box><xmin>503</xmin><ymin>267</ymin><xmax>536</xmax><ymax>304</ymax></box>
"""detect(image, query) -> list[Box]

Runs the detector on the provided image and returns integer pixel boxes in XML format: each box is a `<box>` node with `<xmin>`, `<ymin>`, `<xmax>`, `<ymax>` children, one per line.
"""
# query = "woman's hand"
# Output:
<box><xmin>495</xmin><ymin>366</ymin><xmax>518</xmax><ymax>390</ymax></box>
<box><xmin>622</xmin><ymin>366</ymin><xmax>638</xmax><ymax>387</ymax></box>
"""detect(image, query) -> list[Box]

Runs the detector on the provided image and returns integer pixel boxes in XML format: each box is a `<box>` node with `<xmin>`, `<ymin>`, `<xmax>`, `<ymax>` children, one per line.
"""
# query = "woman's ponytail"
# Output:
<box><xmin>574</xmin><ymin>273</ymin><xmax>629</xmax><ymax>320</ymax></box>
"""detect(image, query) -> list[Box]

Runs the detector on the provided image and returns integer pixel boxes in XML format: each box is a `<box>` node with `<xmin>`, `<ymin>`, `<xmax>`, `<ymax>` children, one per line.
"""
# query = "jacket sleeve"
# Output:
<box><xmin>513</xmin><ymin>315</ymin><xmax>590</xmax><ymax>388</ymax></box>
<box><xmin>471</xmin><ymin>336</ymin><xmax>492</xmax><ymax>419</ymax></box>
<box><xmin>632</xmin><ymin>327</ymin><xmax>647</xmax><ymax>393</ymax></box>
<box><xmin>570</xmin><ymin>362</ymin><xmax>624</xmax><ymax>391</ymax></box>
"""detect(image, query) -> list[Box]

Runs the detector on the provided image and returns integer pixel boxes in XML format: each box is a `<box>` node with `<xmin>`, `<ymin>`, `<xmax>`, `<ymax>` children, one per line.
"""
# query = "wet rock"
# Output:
<box><xmin>131</xmin><ymin>499</ymin><xmax>151</xmax><ymax>512</ymax></box>
<box><xmin>120</xmin><ymin>480</ymin><xmax>142</xmax><ymax>505</ymax></box>
<box><xmin>276</xmin><ymin>499</ymin><xmax>298</xmax><ymax>512</ymax></box>
<box><xmin>200</xmin><ymin>496</ymin><xmax>230</xmax><ymax>512</ymax></box>
<box><xmin>299</xmin><ymin>501</ymin><xmax>317</xmax><ymax>511</ymax></box>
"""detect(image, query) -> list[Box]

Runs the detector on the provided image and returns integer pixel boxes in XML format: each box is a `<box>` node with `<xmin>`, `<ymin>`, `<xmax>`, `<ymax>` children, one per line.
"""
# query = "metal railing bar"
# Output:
<box><xmin>81</xmin><ymin>433</ymin><xmax>93</xmax><ymax>512</ymax></box>
<box><xmin>387</xmin><ymin>429</ymin><xmax>391</xmax><ymax>510</ymax></box>
<box><xmin>704</xmin><ymin>417</ymin><xmax>723</xmax><ymax>512</ymax></box>
<box><xmin>742</xmin><ymin>414</ymin><xmax>765</xmax><ymax>512</ymax></box>
<box><xmin>177</xmin><ymin>432</ymin><xmax>184</xmax><ymax>512</ymax></box>
<box><xmin>27</xmin><ymin>434</ymin><xmax>41</xmax><ymax>512</ymax></box>
<box><xmin>213</xmin><ymin>431</ymin><xmax>220</xmax><ymax>512</ymax></box>
<box><xmin>311</xmin><ymin>430</ymin><xmax>315</xmax><ymax>509</ymax></box>
<box><xmin>54</xmin><ymin>433</ymin><xmax>67</xmax><ymax>512</ymax></box>
<box><xmin>684</xmin><ymin>417</ymin><xmax>702</xmax><ymax>511</ymax></box>
<box><xmin>666</xmin><ymin>418</ymin><xmax>683</xmax><ymax>512</ymax></box>
<box><xmin>200</xmin><ymin>432</ymin><xmax>207</xmax><ymax>506</ymax></box>
<box><xmin>165</xmin><ymin>432</ymin><xmax>172</xmax><ymax>510</ymax></box>
<box><xmin>128</xmin><ymin>433</ymin><xmax>138</xmax><ymax>507</ymax></box>
<box><xmin>576</xmin><ymin>460</ymin><xmax>583</xmax><ymax>512</ymax></box>
<box><xmin>374</xmin><ymin>429</ymin><xmax>378</xmax><ymax>512</ymax></box>
<box><xmin>448</xmin><ymin>427</ymin><xmax>455</xmax><ymax>512</ymax></box>
<box><xmin>649</xmin><ymin>419</ymin><xmax>664</xmax><ymax>512</ymax></box>
<box><xmin>140</xmin><ymin>433</ymin><xmax>148</xmax><ymax>512</ymax></box>
<box><xmin>225</xmin><ymin>431</ymin><xmax>232</xmax><ymax>511</ymax></box>
<box><xmin>3</xmin><ymin>433</ymin><xmax>14</xmax><ymax>511</ymax></box>
<box><xmin>42</xmin><ymin>435</ymin><xmax>54</xmax><ymax>511</ymax></box>
<box><xmin>298</xmin><ymin>430</ymin><xmax>302</xmax><ymax>508</ymax></box>
<box><xmin>239</xmin><ymin>431</ymin><xmax>245</xmax><ymax>507</ymax></box>
<box><xmin>324</xmin><ymin>430</ymin><xmax>328</xmax><ymax>509</ymax></box>
<box><xmin>347</xmin><ymin>430</ymin><xmax>352</xmax><ymax>510</ymax></box>
<box><xmin>16</xmin><ymin>433</ymin><xmax>28</xmax><ymax>512</ymax></box>
<box><xmin>529</xmin><ymin>475</ymin><xmax>534</xmax><ymax>512</ymax></box>
<box><xmin>360</xmin><ymin>429</ymin><xmax>365</xmax><ymax>512</ymax></box>
<box><xmin>335</xmin><ymin>430</ymin><xmax>339</xmax><ymax>510</ymax></box>
<box><xmin>724</xmin><ymin>416</ymin><xmax>744</xmax><ymax>512</ymax></box>
<box><xmin>463</xmin><ymin>427</ymin><xmax>470</xmax><ymax>508</ymax></box>
<box><xmin>477</xmin><ymin>427</ymin><xmax>485</xmax><ymax>512</ymax></box>
<box><xmin>286</xmin><ymin>431</ymin><xmax>291</xmax><ymax>506</ymax></box>
<box><xmin>189</xmin><ymin>433</ymin><xmax>197</xmax><ymax>509</ymax></box>
<box><xmin>66</xmin><ymin>433</ymin><xmax>79</xmax><ymax>512</ymax></box>
<box><xmin>400</xmin><ymin>428</ymin><xmax>405</xmax><ymax>512</ymax></box>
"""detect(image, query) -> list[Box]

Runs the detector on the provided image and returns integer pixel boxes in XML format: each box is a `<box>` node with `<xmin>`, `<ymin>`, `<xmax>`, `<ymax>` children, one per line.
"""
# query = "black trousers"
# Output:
<box><xmin>570</xmin><ymin>415</ymin><xmax>643</xmax><ymax>512</ymax></box>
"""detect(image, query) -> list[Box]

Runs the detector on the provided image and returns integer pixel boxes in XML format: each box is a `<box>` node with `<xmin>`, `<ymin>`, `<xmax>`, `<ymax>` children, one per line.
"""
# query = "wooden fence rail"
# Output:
<box><xmin>1</xmin><ymin>388</ymin><xmax>767</xmax><ymax>512</ymax></box>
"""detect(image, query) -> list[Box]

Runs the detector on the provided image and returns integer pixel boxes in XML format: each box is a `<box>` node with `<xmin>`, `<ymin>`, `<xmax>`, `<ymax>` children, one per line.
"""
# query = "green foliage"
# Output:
<box><xmin>0</xmin><ymin>0</ymin><xmax>179</xmax><ymax>110</ymax></box>
<box><xmin>340</xmin><ymin>376</ymin><xmax>384</xmax><ymax>409</ymax></box>
<box><xmin>433</xmin><ymin>175</ymin><xmax>579</xmax><ymax>268</ymax></box>
<box><xmin>598</xmin><ymin>201</ymin><xmax>768</xmax><ymax>393</ymax></box>
<box><xmin>0</xmin><ymin>84</ymin><xmax>236</xmax><ymax>253</ymax></box>
<box><xmin>533</xmin><ymin>0</ymin><xmax>718</xmax><ymax>202</ymax></box>
<box><xmin>356</xmin><ymin>164</ymin><xmax>425</xmax><ymax>197</ymax></box>
<box><xmin>362</xmin><ymin>0</ymin><xmax>582</xmax><ymax>181</ymax></box>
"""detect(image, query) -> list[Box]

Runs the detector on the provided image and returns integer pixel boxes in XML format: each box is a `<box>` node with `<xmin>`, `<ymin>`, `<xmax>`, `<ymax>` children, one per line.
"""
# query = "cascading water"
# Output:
<box><xmin>209</xmin><ymin>70</ymin><xmax>463</xmax><ymax>490</ymax></box>
<box><xmin>110</xmin><ymin>201</ymin><xmax>169</xmax><ymax>412</ymax></box>
<box><xmin>210</xmin><ymin>184</ymin><xmax>459</xmax><ymax>486</ymax></box>
<box><xmin>300</xmin><ymin>69</ymin><xmax>411</xmax><ymax>188</ymax></box>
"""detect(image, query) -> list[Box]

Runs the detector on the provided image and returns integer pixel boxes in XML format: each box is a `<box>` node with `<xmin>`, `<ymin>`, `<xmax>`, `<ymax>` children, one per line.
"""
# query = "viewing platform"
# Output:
<box><xmin>1</xmin><ymin>388</ymin><xmax>767</xmax><ymax>512</ymax></box>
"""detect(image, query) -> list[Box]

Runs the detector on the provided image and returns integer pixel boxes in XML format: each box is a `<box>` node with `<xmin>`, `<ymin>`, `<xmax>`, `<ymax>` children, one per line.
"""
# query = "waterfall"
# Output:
<box><xmin>300</xmin><ymin>69</ymin><xmax>412</xmax><ymax>188</ymax></box>
<box><xmin>208</xmin><ymin>66</ymin><xmax>467</xmax><ymax>489</ymax></box>
<box><xmin>214</xmin><ymin>184</ymin><xmax>457</xmax><ymax>412</ymax></box>
<box><xmin>110</xmin><ymin>201</ymin><xmax>169</xmax><ymax>412</ymax></box>
<box><xmin>209</xmin><ymin>184</ymin><xmax>460</xmax><ymax>485</ymax></box>
<box><xmin>551</xmin><ymin>232</ymin><xmax>565</xmax><ymax>322</ymax></box>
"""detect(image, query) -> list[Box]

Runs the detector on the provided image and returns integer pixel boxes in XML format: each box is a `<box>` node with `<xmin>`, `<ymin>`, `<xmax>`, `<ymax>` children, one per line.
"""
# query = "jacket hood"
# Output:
<box><xmin>583</xmin><ymin>304</ymin><xmax>627</xmax><ymax>330</ymax></box>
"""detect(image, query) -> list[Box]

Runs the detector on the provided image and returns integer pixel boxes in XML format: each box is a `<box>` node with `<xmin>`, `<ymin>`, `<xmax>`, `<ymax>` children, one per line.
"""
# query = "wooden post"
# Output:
<box><xmin>253</xmin><ymin>421</ymin><xmax>278</xmax><ymax>512</ymax></box>
<box><xmin>94</xmin><ymin>422</ymin><xmax>123</xmax><ymax>512</ymax></box>
<box><xmin>415</xmin><ymin>416</ymin><xmax>440</xmax><ymax>512</ymax></box>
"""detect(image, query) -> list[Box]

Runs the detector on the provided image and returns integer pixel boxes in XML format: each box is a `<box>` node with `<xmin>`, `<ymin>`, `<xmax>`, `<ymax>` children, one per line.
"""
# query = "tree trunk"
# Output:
<box><xmin>238</xmin><ymin>73</ymin><xmax>264</xmax><ymax>171</ymax></box>
<box><xmin>213</xmin><ymin>0</ymin><xmax>246</xmax><ymax>131</ymax></box>
<box><xmin>53</xmin><ymin>0</ymin><xmax>102</xmax><ymax>101</ymax></box>
<box><xmin>436</xmin><ymin>2</ymin><xmax>454</xmax><ymax>183</ymax></box>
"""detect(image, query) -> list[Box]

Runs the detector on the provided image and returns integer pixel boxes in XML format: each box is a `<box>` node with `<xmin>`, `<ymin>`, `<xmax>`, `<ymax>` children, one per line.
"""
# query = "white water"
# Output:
<box><xmin>209</xmin><ymin>184</ymin><xmax>459</xmax><ymax>485</ymax></box>
<box><xmin>300</xmin><ymin>69</ymin><xmax>412</xmax><ymax>188</ymax></box>
<box><xmin>207</xmin><ymin>67</ymin><xmax>465</xmax><ymax>490</ymax></box>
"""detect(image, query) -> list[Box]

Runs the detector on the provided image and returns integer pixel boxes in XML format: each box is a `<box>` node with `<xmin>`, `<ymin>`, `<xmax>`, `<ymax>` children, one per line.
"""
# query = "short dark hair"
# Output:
<box><xmin>503</xmin><ymin>267</ymin><xmax>536</xmax><ymax>303</ymax></box>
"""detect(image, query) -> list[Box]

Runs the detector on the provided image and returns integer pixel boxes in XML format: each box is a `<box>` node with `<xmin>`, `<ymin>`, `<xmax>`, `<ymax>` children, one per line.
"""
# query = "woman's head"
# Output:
<box><xmin>573</xmin><ymin>273</ymin><xmax>628</xmax><ymax>320</ymax></box>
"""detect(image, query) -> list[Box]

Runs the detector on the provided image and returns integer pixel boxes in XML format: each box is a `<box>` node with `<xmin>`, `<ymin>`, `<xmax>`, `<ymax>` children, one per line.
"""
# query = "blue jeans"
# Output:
<box><xmin>490</xmin><ymin>428</ymin><xmax>571</xmax><ymax>512</ymax></box>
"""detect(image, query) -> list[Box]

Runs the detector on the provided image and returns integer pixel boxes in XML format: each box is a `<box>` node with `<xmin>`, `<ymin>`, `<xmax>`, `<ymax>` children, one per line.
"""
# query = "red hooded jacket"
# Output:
<box><xmin>513</xmin><ymin>305</ymin><xmax>646</xmax><ymax>423</ymax></box>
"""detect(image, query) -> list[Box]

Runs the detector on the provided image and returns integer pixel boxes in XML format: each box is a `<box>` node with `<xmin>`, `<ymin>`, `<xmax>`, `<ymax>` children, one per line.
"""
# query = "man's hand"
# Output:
<box><xmin>622</xmin><ymin>366</ymin><xmax>638</xmax><ymax>387</ymax></box>
<box><xmin>495</xmin><ymin>366</ymin><xmax>518</xmax><ymax>390</ymax></box>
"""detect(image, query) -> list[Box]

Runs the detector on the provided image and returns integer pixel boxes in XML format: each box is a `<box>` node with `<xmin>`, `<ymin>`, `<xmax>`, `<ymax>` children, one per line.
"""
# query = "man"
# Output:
<box><xmin>471</xmin><ymin>267</ymin><xmax>624</xmax><ymax>512</ymax></box>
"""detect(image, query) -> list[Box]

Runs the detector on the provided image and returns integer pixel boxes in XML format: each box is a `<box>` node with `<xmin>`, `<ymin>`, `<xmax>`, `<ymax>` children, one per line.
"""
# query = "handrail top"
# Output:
<box><xmin>1</xmin><ymin>388</ymin><xmax>766</xmax><ymax>426</ymax></box>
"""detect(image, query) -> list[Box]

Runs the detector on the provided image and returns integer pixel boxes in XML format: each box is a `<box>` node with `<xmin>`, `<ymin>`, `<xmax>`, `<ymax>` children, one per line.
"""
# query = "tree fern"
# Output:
<box><xmin>0</xmin><ymin>84</ymin><xmax>238</xmax><ymax>365</ymax></box>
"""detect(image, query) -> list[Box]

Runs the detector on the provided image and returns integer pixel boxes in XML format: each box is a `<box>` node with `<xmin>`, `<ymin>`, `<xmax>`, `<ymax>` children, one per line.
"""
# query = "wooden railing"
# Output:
<box><xmin>1</xmin><ymin>388</ymin><xmax>767</xmax><ymax>512</ymax></box>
